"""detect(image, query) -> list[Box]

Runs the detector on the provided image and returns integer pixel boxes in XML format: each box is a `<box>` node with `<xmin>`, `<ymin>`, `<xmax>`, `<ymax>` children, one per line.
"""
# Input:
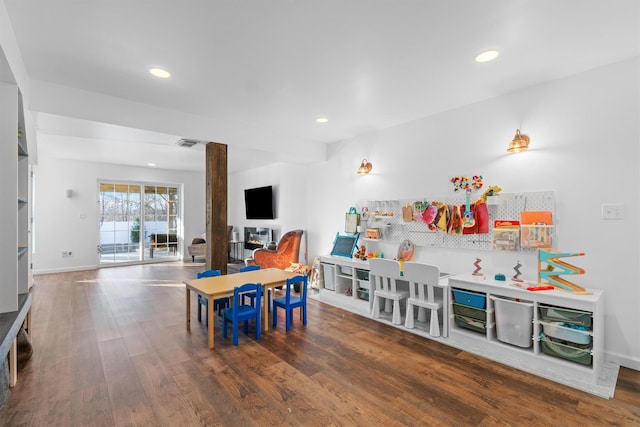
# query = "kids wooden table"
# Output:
<box><xmin>184</xmin><ymin>268</ymin><xmax>297</xmax><ymax>348</ymax></box>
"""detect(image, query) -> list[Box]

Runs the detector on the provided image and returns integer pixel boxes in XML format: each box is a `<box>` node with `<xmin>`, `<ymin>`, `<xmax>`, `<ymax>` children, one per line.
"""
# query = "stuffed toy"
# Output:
<box><xmin>285</xmin><ymin>263</ymin><xmax>309</xmax><ymax>274</ymax></box>
<box><xmin>477</xmin><ymin>185</ymin><xmax>502</xmax><ymax>204</ymax></box>
<box><xmin>353</xmin><ymin>245</ymin><xmax>367</xmax><ymax>260</ymax></box>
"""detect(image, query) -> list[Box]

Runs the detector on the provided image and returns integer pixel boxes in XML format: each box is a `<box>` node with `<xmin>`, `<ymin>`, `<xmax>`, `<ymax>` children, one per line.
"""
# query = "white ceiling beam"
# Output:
<box><xmin>29</xmin><ymin>79</ymin><xmax>327</xmax><ymax>166</ymax></box>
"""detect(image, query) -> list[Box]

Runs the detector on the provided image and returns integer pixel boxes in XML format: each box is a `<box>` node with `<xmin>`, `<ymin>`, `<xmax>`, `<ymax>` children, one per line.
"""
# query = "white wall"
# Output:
<box><xmin>303</xmin><ymin>58</ymin><xmax>640</xmax><ymax>368</ymax></box>
<box><xmin>32</xmin><ymin>157</ymin><xmax>205</xmax><ymax>273</ymax></box>
<box><xmin>229</xmin><ymin>162</ymin><xmax>311</xmax><ymax>264</ymax></box>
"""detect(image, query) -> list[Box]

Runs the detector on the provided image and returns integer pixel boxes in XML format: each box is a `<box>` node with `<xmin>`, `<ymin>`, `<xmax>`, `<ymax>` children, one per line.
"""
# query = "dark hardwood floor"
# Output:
<box><xmin>1</xmin><ymin>262</ymin><xmax>639</xmax><ymax>426</ymax></box>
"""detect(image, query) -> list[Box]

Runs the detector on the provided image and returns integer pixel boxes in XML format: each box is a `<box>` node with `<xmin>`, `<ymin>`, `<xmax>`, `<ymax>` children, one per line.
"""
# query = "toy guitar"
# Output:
<box><xmin>462</xmin><ymin>190</ymin><xmax>475</xmax><ymax>228</ymax></box>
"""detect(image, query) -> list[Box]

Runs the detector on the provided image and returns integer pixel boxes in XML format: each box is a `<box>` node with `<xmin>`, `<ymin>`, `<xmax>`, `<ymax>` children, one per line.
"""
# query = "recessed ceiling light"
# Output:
<box><xmin>147</xmin><ymin>163</ymin><xmax>157</xmax><ymax>167</ymax></box>
<box><xmin>149</xmin><ymin>68</ymin><xmax>171</xmax><ymax>78</ymax></box>
<box><xmin>316</xmin><ymin>117</ymin><xmax>329</xmax><ymax>123</ymax></box>
<box><xmin>475</xmin><ymin>50</ymin><xmax>500</xmax><ymax>63</ymax></box>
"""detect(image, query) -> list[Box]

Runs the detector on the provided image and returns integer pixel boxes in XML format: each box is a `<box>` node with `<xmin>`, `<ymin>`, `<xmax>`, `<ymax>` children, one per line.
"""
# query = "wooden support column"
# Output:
<box><xmin>205</xmin><ymin>142</ymin><xmax>228</xmax><ymax>275</ymax></box>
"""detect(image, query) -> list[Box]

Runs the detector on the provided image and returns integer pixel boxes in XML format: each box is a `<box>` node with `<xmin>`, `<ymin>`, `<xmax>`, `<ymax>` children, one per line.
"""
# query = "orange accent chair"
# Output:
<box><xmin>246</xmin><ymin>229</ymin><xmax>304</xmax><ymax>270</ymax></box>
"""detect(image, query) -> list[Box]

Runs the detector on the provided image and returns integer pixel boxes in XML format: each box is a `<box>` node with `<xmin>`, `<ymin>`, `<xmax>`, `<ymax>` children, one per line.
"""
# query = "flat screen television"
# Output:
<box><xmin>244</xmin><ymin>185</ymin><xmax>275</xmax><ymax>219</ymax></box>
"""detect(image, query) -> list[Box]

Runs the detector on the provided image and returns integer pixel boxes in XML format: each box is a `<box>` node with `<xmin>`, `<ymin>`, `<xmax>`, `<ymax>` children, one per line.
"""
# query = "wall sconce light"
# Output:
<box><xmin>357</xmin><ymin>159</ymin><xmax>373</xmax><ymax>175</ymax></box>
<box><xmin>507</xmin><ymin>129</ymin><xmax>530</xmax><ymax>153</ymax></box>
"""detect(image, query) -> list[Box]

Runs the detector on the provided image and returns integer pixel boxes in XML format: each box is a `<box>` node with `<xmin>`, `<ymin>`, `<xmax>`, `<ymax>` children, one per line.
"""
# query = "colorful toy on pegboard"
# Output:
<box><xmin>538</xmin><ymin>249</ymin><xmax>591</xmax><ymax>295</ymax></box>
<box><xmin>451</xmin><ymin>175</ymin><xmax>483</xmax><ymax>228</ymax></box>
<box><xmin>477</xmin><ymin>185</ymin><xmax>502</xmax><ymax>203</ymax></box>
<box><xmin>397</xmin><ymin>239</ymin><xmax>415</xmax><ymax>261</ymax></box>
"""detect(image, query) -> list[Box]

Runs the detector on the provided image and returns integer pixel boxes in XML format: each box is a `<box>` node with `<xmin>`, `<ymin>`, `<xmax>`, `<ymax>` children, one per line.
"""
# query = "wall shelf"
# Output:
<box><xmin>1</xmin><ymin>82</ymin><xmax>33</xmax><ymax>399</ymax></box>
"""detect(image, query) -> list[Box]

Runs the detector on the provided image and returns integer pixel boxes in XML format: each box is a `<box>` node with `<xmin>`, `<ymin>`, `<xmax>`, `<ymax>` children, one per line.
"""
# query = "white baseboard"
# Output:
<box><xmin>33</xmin><ymin>265</ymin><xmax>98</xmax><ymax>275</ymax></box>
<box><xmin>606</xmin><ymin>351</ymin><xmax>640</xmax><ymax>371</ymax></box>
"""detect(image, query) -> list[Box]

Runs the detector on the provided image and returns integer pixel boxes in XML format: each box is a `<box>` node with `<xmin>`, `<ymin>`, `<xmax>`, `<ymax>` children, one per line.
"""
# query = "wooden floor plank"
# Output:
<box><xmin>1</xmin><ymin>262</ymin><xmax>639</xmax><ymax>426</ymax></box>
<box><xmin>70</xmin><ymin>382</ymin><xmax>115</xmax><ymax>427</ymax></box>
<box><xmin>111</xmin><ymin>400</ymin><xmax>160</xmax><ymax>427</ymax></box>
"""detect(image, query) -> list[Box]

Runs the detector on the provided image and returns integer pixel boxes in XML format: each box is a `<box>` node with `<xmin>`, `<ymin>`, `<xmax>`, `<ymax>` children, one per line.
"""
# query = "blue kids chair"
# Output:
<box><xmin>239</xmin><ymin>264</ymin><xmax>262</xmax><ymax>306</ymax></box>
<box><xmin>272</xmin><ymin>275</ymin><xmax>308</xmax><ymax>332</ymax></box>
<box><xmin>196</xmin><ymin>269</ymin><xmax>228</xmax><ymax>326</ymax></box>
<box><xmin>222</xmin><ymin>283</ymin><xmax>262</xmax><ymax>346</ymax></box>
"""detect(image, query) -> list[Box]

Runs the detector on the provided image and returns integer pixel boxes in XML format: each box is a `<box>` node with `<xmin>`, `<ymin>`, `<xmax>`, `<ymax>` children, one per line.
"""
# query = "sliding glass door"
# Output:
<box><xmin>98</xmin><ymin>181</ymin><xmax>180</xmax><ymax>264</ymax></box>
<box><xmin>143</xmin><ymin>185</ymin><xmax>179</xmax><ymax>261</ymax></box>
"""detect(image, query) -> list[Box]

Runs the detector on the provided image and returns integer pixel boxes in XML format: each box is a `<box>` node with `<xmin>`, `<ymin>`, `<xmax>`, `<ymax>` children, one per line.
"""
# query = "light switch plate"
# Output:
<box><xmin>601</xmin><ymin>203</ymin><xmax>625</xmax><ymax>220</ymax></box>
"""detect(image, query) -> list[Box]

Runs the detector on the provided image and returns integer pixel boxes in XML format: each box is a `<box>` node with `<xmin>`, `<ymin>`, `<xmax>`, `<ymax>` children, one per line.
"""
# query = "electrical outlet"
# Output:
<box><xmin>601</xmin><ymin>203</ymin><xmax>625</xmax><ymax>220</ymax></box>
<box><xmin>62</xmin><ymin>250</ymin><xmax>73</xmax><ymax>257</ymax></box>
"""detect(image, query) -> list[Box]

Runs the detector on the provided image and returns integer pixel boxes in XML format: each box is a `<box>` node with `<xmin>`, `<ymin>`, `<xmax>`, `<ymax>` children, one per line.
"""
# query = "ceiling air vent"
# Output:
<box><xmin>176</xmin><ymin>138</ymin><xmax>200</xmax><ymax>148</ymax></box>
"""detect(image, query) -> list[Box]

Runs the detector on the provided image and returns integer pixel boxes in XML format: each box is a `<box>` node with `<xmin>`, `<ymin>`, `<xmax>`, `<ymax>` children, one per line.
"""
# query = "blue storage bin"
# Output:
<box><xmin>452</xmin><ymin>288</ymin><xmax>486</xmax><ymax>309</ymax></box>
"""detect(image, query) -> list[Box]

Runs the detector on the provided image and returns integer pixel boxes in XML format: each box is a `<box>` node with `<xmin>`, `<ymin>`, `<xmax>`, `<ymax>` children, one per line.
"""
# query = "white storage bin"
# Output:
<box><xmin>542</xmin><ymin>322</ymin><xmax>592</xmax><ymax>345</ymax></box>
<box><xmin>339</xmin><ymin>265</ymin><xmax>353</xmax><ymax>276</ymax></box>
<box><xmin>357</xmin><ymin>279</ymin><xmax>370</xmax><ymax>290</ymax></box>
<box><xmin>322</xmin><ymin>264</ymin><xmax>336</xmax><ymax>290</ymax></box>
<box><xmin>491</xmin><ymin>296</ymin><xmax>533</xmax><ymax>348</ymax></box>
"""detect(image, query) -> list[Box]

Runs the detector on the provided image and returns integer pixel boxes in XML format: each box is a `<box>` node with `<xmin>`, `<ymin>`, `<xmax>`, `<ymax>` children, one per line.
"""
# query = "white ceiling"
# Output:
<box><xmin>3</xmin><ymin>1</ymin><xmax>638</xmax><ymax>173</ymax></box>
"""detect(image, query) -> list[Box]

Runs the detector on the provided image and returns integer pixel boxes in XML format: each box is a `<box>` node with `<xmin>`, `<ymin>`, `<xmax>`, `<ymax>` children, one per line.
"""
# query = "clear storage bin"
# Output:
<box><xmin>322</xmin><ymin>264</ymin><xmax>335</xmax><ymax>290</ymax></box>
<box><xmin>491</xmin><ymin>296</ymin><xmax>533</xmax><ymax>348</ymax></box>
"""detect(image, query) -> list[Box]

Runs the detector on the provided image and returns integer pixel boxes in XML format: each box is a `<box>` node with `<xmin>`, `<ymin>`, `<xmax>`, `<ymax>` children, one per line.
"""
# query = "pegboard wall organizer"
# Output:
<box><xmin>357</xmin><ymin>191</ymin><xmax>555</xmax><ymax>252</ymax></box>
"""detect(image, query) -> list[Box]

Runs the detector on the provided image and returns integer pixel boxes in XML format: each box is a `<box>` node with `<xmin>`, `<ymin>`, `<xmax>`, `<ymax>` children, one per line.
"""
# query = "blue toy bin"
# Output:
<box><xmin>452</xmin><ymin>288</ymin><xmax>486</xmax><ymax>309</ymax></box>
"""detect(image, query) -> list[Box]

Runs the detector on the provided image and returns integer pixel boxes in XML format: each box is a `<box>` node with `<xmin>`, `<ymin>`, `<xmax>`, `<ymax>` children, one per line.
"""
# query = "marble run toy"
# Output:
<box><xmin>538</xmin><ymin>249</ymin><xmax>591</xmax><ymax>295</ymax></box>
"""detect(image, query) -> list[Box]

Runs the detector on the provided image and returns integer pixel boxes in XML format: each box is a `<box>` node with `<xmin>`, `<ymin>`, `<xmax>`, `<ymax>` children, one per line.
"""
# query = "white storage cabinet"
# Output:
<box><xmin>448</xmin><ymin>274</ymin><xmax>603</xmax><ymax>389</ymax></box>
<box><xmin>319</xmin><ymin>255</ymin><xmax>372</xmax><ymax>309</ymax></box>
